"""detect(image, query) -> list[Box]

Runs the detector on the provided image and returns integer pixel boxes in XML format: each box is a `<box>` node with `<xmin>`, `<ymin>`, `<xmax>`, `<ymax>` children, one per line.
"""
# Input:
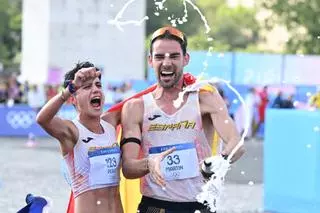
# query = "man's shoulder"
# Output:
<box><xmin>123</xmin><ymin>97</ymin><xmax>144</xmax><ymax>111</ymax></box>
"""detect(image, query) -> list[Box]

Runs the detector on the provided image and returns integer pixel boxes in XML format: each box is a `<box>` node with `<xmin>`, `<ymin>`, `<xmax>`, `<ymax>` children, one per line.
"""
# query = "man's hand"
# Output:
<box><xmin>74</xmin><ymin>67</ymin><xmax>101</xmax><ymax>89</ymax></box>
<box><xmin>147</xmin><ymin>147</ymin><xmax>175</xmax><ymax>187</ymax></box>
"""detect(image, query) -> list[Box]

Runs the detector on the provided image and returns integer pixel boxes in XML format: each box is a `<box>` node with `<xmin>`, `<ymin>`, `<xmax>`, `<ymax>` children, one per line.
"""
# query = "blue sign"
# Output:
<box><xmin>0</xmin><ymin>104</ymin><xmax>111</xmax><ymax>137</ymax></box>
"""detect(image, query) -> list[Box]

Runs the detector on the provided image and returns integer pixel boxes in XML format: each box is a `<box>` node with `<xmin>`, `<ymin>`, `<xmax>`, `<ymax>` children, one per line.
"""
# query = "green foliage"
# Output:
<box><xmin>0</xmin><ymin>0</ymin><xmax>22</xmax><ymax>68</ymax></box>
<box><xmin>262</xmin><ymin>0</ymin><xmax>320</xmax><ymax>54</ymax></box>
<box><xmin>146</xmin><ymin>0</ymin><xmax>261</xmax><ymax>52</ymax></box>
<box><xmin>146</xmin><ymin>0</ymin><xmax>203</xmax><ymax>37</ymax></box>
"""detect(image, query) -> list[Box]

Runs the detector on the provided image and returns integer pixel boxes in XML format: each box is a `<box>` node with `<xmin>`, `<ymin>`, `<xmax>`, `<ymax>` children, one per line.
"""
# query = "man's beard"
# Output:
<box><xmin>158</xmin><ymin>69</ymin><xmax>183</xmax><ymax>88</ymax></box>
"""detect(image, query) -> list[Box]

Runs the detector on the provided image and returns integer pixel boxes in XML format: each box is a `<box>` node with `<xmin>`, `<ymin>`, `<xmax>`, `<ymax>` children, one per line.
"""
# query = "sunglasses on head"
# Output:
<box><xmin>151</xmin><ymin>26</ymin><xmax>185</xmax><ymax>43</ymax></box>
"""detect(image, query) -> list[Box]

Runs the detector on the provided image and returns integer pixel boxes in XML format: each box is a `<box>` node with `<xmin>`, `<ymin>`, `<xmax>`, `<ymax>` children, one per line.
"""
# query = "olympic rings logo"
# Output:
<box><xmin>6</xmin><ymin>110</ymin><xmax>36</xmax><ymax>129</ymax></box>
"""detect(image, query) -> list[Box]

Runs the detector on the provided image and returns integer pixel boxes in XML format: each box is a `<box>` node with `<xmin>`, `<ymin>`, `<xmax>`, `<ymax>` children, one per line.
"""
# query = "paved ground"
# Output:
<box><xmin>0</xmin><ymin>137</ymin><xmax>263</xmax><ymax>213</ymax></box>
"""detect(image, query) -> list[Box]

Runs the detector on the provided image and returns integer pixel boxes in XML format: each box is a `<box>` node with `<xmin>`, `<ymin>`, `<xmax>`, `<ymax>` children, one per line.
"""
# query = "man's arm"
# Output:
<box><xmin>36</xmin><ymin>89</ymin><xmax>77</xmax><ymax>153</ymax></box>
<box><xmin>120</xmin><ymin>98</ymin><xmax>148</xmax><ymax>179</ymax></box>
<box><xmin>121</xmin><ymin>98</ymin><xmax>174</xmax><ymax>186</ymax></box>
<box><xmin>199</xmin><ymin>90</ymin><xmax>245</xmax><ymax>163</ymax></box>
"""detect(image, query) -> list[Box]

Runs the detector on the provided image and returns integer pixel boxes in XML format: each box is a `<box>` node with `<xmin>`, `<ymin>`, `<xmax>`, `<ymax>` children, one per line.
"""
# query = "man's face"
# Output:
<box><xmin>149</xmin><ymin>39</ymin><xmax>189</xmax><ymax>88</ymax></box>
<box><xmin>73</xmin><ymin>77</ymin><xmax>105</xmax><ymax>117</ymax></box>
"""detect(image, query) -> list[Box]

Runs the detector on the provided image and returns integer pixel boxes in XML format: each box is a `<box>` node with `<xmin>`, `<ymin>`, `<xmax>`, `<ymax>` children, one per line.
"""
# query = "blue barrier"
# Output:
<box><xmin>264</xmin><ymin>109</ymin><xmax>320</xmax><ymax>213</ymax></box>
<box><xmin>0</xmin><ymin>104</ymin><xmax>111</xmax><ymax>137</ymax></box>
<box><xmin>147</xmin><ymin>51</ymin><xmax>320</xmax><ymax>86</ymax></box>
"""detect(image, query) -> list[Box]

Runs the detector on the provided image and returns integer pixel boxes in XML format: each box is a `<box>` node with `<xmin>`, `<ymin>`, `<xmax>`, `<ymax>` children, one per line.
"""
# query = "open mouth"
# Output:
<box><xmin>160</xmin><ymin>71</ymin><xmax>175</xmax><ymax>80</ymax></box>
<box><xmin>90</xmin><ymin>96</ymin><xmax>102</xmax><ymax>109</ymax></box>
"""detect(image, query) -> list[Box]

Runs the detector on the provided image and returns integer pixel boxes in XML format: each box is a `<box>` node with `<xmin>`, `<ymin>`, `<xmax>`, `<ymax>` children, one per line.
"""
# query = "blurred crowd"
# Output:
<box><xmin>227</xmin><ymin>85</ymin><xmax>320</xmax><ymax>140</ymax></box>
<box><xmin>1</xmin><ymin>74</ymin><xmax>320</xmax><ymax>140</ymax></box>
<box><xmin>0</xmin><ymin>74</ymin><xmax>136</xmax><ymax>109</ymax></box>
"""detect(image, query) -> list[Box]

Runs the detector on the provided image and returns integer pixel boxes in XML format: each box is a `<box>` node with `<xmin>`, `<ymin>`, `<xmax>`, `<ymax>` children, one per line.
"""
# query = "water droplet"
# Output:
<box><xmin>162</xmin><ymin>186</ymin><xmax>166</xmax><ymax>191</ymax></box>
<box><xmin>168</xmin><ymin>17</ymin><xmax>171</xmax><ymax>20</ymax></box>
<box><xmin>207</xmin><ymin>37</ymin><xmax>213</xmax><ymax>41</ymax></box>
<box><xmin>306</xmin><ymin>92</ymin><xmax>312</xmax><ymax>97</ymax></box>
<box><xmin>194</xmin><ymin>210</ymin><xmax>201</xmax><ymax>213</ymax></box>
<box><xmin>248</xmin><ymin>181</ymin><xmax>254</xmax><ymax>186</ymax></box>
<box><xmin>218</xmin><ymin>53</ymin><xmax>224</xmax><ymax>58</ymax></box>
<box><xmin>154</xmin><ymin>12</ymin><xmax>160</xmax><ymax>16</ymax></box>
<box><xmin>97</xmin><ymin>200</ymin><xmax>101</xmax><ymax>205</ymax></box>
<box><xmin>313</xmin><ymin>126</ymin><xmax>320</xmax><ymax>132</ymax></box>
<box><xmin>306</xmin><ymin>144</ymin><xmax>312</xmax><ymax>148</ymax></box>
<box><xmin>317</xmin><ymin>36</ymin><xmax>320</xmax><ymax>39</ymax></box>
<box><xmin>224</xmin><ymin>120</ymin><xmax>229</xmax><ymax>124</ymax></box>
<box><xmin>233</xmin><ymin>99</ymin><xmax>238</xmax><ymax>104</ymax></box>
<box><xmin>203</xmin><ymin>61</ymin><xmax>208</xmax><ymax>67</ymax></box>
<box><xmin>241</xmin><ymin>171</ymin><xmax>245</xmax><ymax>175</ymax></box>
<box><xmin>219</xmin><ymin>107</ymin><xmax>223</xmax><ymax>111</ymax></box>
<box><xmin>293</xmin><ymin>101</ymin><xmax>299</xmax><ymax>107</ymax></box>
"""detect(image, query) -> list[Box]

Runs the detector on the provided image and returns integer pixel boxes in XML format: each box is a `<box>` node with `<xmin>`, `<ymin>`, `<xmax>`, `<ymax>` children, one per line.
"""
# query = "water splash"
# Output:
<box><xmin>108</xmin><ymin>0</ymin><xmax>213</xmax><ymax>73</ymax></box>
<box><xmin>174</xmin><ymin>77</ymin><xmax>249</xmax><ymax>212</ymax></box>
<box><xmin>107</xmin><ymin>0</ymin><xmax>149</xmax><ymax>31</ymax></box>
<box><xmin>197</xmin><ymin>155</ymin><xmax>230</xmax><ymax>211</ymax></box>
<box><xmin>108</xmin><ymin>0</ymin><xmax>210</xmax><ymax>32</ymax></box>
<box><xmin>108</xmin><ymin>1</ymin><xmax>248</xmax><ymax>211</ymax></box>
<box><xmin>174</xmin><ymin>77</ymin><xmax>248</xmax><ymax>161</ymax></box>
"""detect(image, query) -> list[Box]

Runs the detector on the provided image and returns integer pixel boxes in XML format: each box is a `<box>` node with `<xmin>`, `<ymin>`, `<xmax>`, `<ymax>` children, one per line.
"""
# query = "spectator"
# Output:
<box><xmin>0</xmin><ymin>81</ymin><xmax>8</xmax><ymax>104</ymax></box>
<box><xmin>272</xmin><ymin>91</ymin><xmax>283</xmax><ymax>108</ymax></box>
<box><xmin>309</xmin><ymin>87</ymin><xmax>320</xmax><ymax>109</ymax></box>
<box><xmin>253</xmin><ymin>85</ymin><xmax>269</xmax><ymax>137</ymax></box>
<box><xmin>46</xmin><ymin>85</ymin><xmax>58</xmax><ymax>101</ymax></box>
<box><xmin>235</xmin><ymin>87</ymin><xmax>259</xmax><ymax>139</ymax></box>
<box><xmin>281</xmin><ymin>94</ymin><xmax>295</xmax><ymax>109</ymax></box>
<box><xmin>28</xmin><ymin>84</ymin><xmax>46</xmax><ymax>112</ymax></box>
<box><xmin>122</xmin><ymin>81</ymin><xmax>136</xmax><ymax>100</ymax></box>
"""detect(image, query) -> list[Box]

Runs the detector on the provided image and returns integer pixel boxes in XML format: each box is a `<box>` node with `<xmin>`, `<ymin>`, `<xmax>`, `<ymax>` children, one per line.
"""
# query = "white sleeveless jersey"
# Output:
<box><xmin>64</xmin><ymin>119</ymin><xmax>121</xmax><ymax>198</ymax></box>
<box><xmin>141</xmin><ymin>92</ymin><xmax>212</xmax><ymax>202</ymax></box>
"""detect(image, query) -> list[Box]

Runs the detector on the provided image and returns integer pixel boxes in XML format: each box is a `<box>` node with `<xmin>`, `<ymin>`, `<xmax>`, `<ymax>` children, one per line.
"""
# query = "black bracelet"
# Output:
<box><xmin>120</xmin><ymin>137</ymin><xmax>141</xmax><ymax>149</ymax></box>
<box><xmin>66</xmin><ymin>80</ymin><xmax>77</xmax><ymax>94</ymax></box>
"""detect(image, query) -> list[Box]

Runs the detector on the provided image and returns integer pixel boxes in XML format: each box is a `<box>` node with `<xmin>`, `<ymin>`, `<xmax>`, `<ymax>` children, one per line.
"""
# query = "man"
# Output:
<box><xmin>253</xmin><ymin>85</ymin><xmax>269</xmax><ymax>137</ymax></box>
<box><xmin>120</xmin><ymin>26</ymin><xmax>245</xmax><ymax>213</ymax></box>
<box><xmin>36</xmin><ymin>62</ymin><xmax>123</xmax><ymax>213</ymax></box>
<box><xmin>309</xmin><ymin>87</ymin><xmax>320</xmax><ymax>109</ymax></box>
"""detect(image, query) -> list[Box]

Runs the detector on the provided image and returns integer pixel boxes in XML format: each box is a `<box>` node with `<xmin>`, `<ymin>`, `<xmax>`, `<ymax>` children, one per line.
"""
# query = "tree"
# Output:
<box><xmin>0</xmin><ymin>0</ymin><xmax>22</xmax><ymax>68</ymax></box>
<box><xmin>262</xmin><ymin>0</ymin><xmax>320</xmax><ymax>54</ymax></box>
<box><xmin>146</xmin><ymin>0</ymin><xmax>203</xmax><ymax>36</ymax></box>
<box><xmin>146</xmin><ymin>0</ymin><xmax>261</xmax><ymax>52</ymax></box>
<box><xmin>191</xmin><ymin>0</ymin><xmax>260</xmax><ymax>51</ymax></box>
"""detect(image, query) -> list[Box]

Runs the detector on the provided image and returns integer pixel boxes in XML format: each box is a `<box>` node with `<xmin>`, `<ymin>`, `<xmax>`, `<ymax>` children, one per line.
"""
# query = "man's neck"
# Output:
<box><xmin>78</xmin><ymin>115</ymin><xmax>103</xmax><ymax>134</ymax></box>
<box><xmin>154</xmin><ymin>78</ymin><xmax>184</xmax><ymax>100</ymax></box>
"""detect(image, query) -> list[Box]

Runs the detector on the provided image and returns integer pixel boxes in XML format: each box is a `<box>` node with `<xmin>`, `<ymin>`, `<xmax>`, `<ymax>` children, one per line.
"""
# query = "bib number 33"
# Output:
<box><xmin>149</xmin><ymin>143</ymin><xmax>200</xmax><ymax>181</ymax></box>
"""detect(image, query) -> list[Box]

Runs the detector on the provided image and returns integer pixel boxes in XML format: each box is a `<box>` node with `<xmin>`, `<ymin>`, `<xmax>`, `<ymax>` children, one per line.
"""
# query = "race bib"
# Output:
<box><xmin>149</xmin><ymin>143</ymin><xmax>200</xmax><ymax>181</ymax></box>
<box><xmin>88</xmin><ymin>147</ymin><xmax>120</xmax><ymax>185</ymax></box>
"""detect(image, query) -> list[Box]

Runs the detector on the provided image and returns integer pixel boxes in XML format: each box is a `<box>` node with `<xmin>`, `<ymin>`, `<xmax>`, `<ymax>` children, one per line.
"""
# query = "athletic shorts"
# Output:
<box><xmin>137</xmin><ymin>196</ymin><xmax>215</xmax><ymax>213</ymax></box>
